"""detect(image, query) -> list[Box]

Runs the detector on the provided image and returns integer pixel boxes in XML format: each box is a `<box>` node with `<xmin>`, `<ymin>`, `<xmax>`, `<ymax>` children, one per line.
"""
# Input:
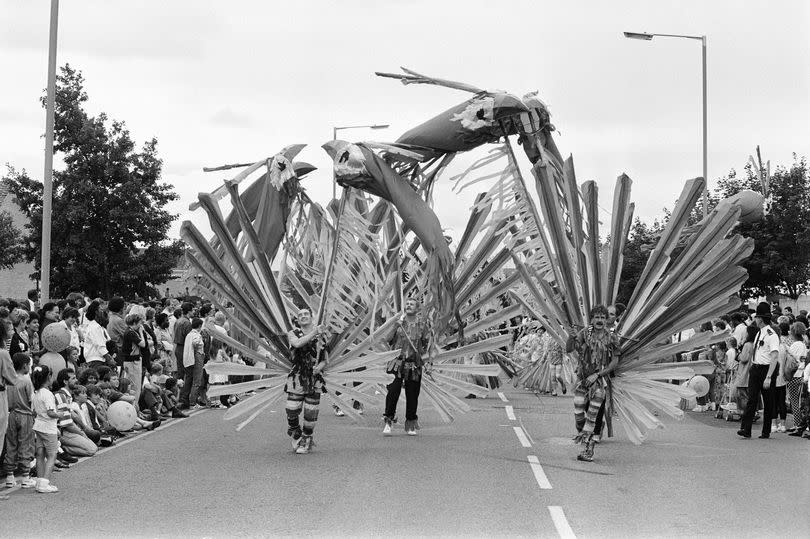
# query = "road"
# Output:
<box><xmin>3</xmin><ymin>382</ymin><xmax>808</xmax><ymax>538</ymax></box>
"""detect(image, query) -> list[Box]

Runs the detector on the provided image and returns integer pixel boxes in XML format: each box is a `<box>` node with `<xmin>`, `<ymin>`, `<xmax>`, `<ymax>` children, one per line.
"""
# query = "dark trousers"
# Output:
<box><xmin>384</xmin><ymin>375</ymin><xmax>422</xmax><ymax>421</ymax></box>
<box><xmin>180</xmin><ymin>354</ymin><xmax>205</xmax><ymax>407</ymax></box>
<box><xmin>174</xmin><ymin>345</ymin><xmax>185</xmax><ymax>379</ymax></box>
<box><xmin>593</xmin><ymin>402</ymin><xmax>605</xmax><ymax>435</ymax></box>
<box><xmin>773</xmin><ymin>384</ymin><xmax>787</xmax><ymax>421</ymax></box>
<box><xmin>741</xmin><ymin>364</ymin><xmax>773</xmax><ymax>436</ymax></box>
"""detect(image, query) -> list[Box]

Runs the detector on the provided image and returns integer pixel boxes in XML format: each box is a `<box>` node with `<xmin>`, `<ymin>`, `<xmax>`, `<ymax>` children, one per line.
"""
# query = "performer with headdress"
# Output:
<box><xmin>285</xmin><ymin>308</ymin><xmax>328</xmax><ymax>454</ymax></box>
<box><xmin>566</xmin><ymin>305</ymin><xmax>621</xmax><ymax>462</ymax></box>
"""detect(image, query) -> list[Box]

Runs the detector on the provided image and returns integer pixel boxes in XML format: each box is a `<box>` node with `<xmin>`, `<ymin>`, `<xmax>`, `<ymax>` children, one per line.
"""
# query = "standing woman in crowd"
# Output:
<box><xmin>734</xmin><ymin>325</ymin><xmax>759</xmax><ymax>412</ymax></box>
<box><xmin>786</xmin><ymin>322</ymin><xmax>808</xmax><ymax>435</ymax></box>
<box><xmin>773</xmin><ymin>319</ymin><xmax>791</xmax><ymax>432</ymax></box>
<box><xmin>38</xmin><ymin>302</ymin><xmax>60</xmax><ymax>340</ymax></box>
<box><xmin>83</xmin><ymin>301</ymin><xmax>112</xmax><ymax>368</ymax></box>
<box><xmin>9</xmin><ymin>308</ymin><xmax>30</xmax><ymax>356</ymax></box>
<box><xmin>154</xmin><ymin>313</ymin><xmax>175</xmax><ymax>374</ymax></box>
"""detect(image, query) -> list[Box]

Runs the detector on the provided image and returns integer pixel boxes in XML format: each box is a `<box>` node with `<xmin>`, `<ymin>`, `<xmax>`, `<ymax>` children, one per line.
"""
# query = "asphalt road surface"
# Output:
<box><xmin>3</xmin><ymin>383</ymin><xmax>808</xmax><ymax>538</ymax></box>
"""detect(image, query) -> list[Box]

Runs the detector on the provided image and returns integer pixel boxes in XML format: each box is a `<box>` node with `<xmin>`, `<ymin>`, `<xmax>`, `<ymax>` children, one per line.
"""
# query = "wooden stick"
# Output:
<box><xmin>203</xmin><ymin>162</ymin><xmax>255</xmax><ymax>172</ymax></box>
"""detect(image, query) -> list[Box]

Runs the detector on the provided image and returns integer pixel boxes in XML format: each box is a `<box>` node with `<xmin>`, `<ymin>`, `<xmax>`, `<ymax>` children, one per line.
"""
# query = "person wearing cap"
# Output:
<box><xmin>738</xmin><ymin>302</ymin><xmax>780</xmax><ymax>439</ymax></box>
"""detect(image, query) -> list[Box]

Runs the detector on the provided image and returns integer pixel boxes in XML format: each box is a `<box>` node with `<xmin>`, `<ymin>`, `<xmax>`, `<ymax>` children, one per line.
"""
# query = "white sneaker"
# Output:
<box><xmin>20</xmin><ymin>477</ymin><xmax>37</xmax><ymax>488</ymax></box>
<box><xmin>406</xmin><ymin>428</ymin><xmax>418</xmax><ymax>436</ymax></box>
<box><xmin>36</xmin><ymin>479</ymin><xmax>58</xmax><ymax>493</ymax></box>
<box><xmin>291</xmin><ymin>437</ymin><xmax>301</xmax><ymax>451</ymax></box>
<box><xmin>777</xmin><ymin>424</ymin><xmax>787</xmax><ymax>433</ymax></box>
<box><xmin>5</xmin><ymin>474</ymin><xmax>17</xmax><ymax>488</ymax></box>
<box><xmin>333</xmin><ymin>406</ymin><xmax>345</xmax><ymax>417</ymax></box>
<box><xmin>382</xmin><ymin>422</ymin><xmax>393</xmax><ymax>436</ymax></box>
<box><xmin>295</xmin><ymin>436</ymin><xmax>312</xmax><ymax>454</ymax></box>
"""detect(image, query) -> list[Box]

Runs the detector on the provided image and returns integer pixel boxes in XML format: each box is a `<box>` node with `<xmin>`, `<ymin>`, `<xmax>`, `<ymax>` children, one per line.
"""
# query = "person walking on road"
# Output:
<box><xmin>738</xmin><ymin>302</ymin><xmax>780</xmax><ymax>439</ymax></box>
<box><xmin>381</xmin><ymin>298</ymin><xmax>431</xmax><ymax>437</ymax></box>
<box><xmin>566</xmin><ymin>305</ymin><xmax>620</xmax><ymax>462</ymax></box>
<box><xmin>284</xmin><ymin>308</ymin><xmax>328</xmax><ymax>454</ymax></box>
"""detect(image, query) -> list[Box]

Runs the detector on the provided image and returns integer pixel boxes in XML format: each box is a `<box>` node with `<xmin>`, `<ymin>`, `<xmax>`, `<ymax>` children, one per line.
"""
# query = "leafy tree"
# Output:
<box><xmin>616</xmin><ymin>217</ymin><xmax>664</xmax><ymax>305</ymax></box>
<box><xmin>3</xmin><ymin>64</ymin><xmax>183</xmax><ymax>298</ymax></box>
<box><xmin>0</xmin><ymin>208</ymin><xmax>26</xmax><ymax>270</ymax></box>
<box><xmin>714</xmin><ymin>156</ymin><xmax>810</xmax><ymax>298</ymax></box>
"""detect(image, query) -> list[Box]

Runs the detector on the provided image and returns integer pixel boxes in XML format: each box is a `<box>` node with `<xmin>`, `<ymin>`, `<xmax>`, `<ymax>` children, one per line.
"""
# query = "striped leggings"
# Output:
<box><xmin>286</xmin><ymin>392</ymin><xmax>321</xmax><ymax>439</ymax></box>
<box><xmin>573</xmin><ymin>384</ymin><xmax>605</xmax><ymax>434</ymax></box>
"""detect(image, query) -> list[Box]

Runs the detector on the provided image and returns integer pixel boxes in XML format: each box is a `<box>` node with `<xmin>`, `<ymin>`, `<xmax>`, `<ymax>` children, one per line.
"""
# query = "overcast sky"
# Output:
<box><xmin>2</xmin><ymin>1</ymin><xmax>808</xmax><ymax>241</ymax></box>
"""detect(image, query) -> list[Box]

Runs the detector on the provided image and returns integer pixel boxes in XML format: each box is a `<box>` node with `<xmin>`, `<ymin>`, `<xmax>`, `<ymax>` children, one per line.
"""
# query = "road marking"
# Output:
<box><xmin>497</xmin><ymin>391</ymin><xmax>508</xmax><ymax>402</ymax></box>
<box><xmin>513</xmin><ymin>426</ymin><xmax>531</xmax><ymax>447</ymax></box>
<box><xmin>527</xmin><ymin>456</ymin><xmax>552</xmax><ymax>489</ymax></box>
<box><xmin>505</xmin><ymin>405</ymin><xmax>516</xmax><ymax>420</ymax></box>
<box><xmin>548</xmin><ymin>506</ymin><xmax>576</xmax><ymax>539</ymax></box>
<box><xmin>72</xmin><ymin>409</ymin><xmax>208</xmax><ymax>467</ymax></box>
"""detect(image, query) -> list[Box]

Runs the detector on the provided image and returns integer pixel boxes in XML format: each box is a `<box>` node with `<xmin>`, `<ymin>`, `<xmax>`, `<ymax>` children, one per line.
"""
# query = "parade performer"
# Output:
<box><xmin>285</xmin><ymin>308</ymin><xmax>328</xmax><ymax>454</ymax></box>
<box><xmin>566</xmin><ymin>305</ymin><xmax>620</xmax><ymax>462</ymax></box>
<box><xmin>382</xmin><ymin>298</ymin><xmax>431</xmax><ymax>436</ymax></box>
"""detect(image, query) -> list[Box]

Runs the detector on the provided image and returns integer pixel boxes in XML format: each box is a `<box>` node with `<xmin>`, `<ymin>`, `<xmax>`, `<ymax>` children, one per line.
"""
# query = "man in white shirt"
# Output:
<box><xmin>738</xmin><ymin>302</ymin><xmax>780</xmax><ymax>439</ymax></box>
<box><xmin>83</xmin><ymin>302</ymin><xmax>112</xmax><ymax>366</ymax></box>
<box><xmin>731</xmin><ymin>312</ymin><xmax>748</xmax><ymax>347</ymax></box>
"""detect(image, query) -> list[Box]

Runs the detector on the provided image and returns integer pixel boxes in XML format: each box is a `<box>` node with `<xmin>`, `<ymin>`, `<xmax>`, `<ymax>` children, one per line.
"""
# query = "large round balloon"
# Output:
<box><xmin>687</xmin><ymin>375</ymin><xmax>710</xmax><ymax>398</ymax></box>
<box><xmin>717</xmin><ymin>190</ymin><xmax>765</xmax><ymax>224</ymax></box>
<box><xmin>107</xmin><ymin>401</ymin><xmax>137</xmax><ymax>432</ymax></box>
<box><xmin>41</xmin><ymin>323</ymin><xmax>71</xmax><ymax>353</ymax></box>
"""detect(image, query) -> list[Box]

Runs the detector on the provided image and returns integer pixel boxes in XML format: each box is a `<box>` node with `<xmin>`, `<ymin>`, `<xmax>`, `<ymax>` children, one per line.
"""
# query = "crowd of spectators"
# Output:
<box><xmin>0</xmin><ymin>291</ymin><xmax>244</xmax><ymax>496</ymax></box>
<box><xmin>680</xmin><ymin>303</ymin><xmax>810</xmax><ymax>440</ymax></box>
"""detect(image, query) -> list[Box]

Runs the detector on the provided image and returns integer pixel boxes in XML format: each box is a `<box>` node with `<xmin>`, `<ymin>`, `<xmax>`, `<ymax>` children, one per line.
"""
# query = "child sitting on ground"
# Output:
<box><xmin>69</xmin><ymin>384</ymin><xmax>102</xmax><ymax>444</ymax></box>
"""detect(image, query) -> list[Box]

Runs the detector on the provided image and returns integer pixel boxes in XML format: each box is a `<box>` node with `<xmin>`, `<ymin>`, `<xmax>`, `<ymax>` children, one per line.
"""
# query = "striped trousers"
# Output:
<box><xmin>286</xmin><ymin>392</ymin><xmax>321</xmax><ymax>439</ymax></box>
<box><xmin>573</xmin><ymin>383</ymin><xmax>605</xmax><ymax>434</ymax></box>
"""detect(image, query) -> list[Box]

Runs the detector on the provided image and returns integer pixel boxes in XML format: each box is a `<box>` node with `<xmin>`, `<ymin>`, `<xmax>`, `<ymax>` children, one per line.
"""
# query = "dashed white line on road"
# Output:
<box><xmin>548</xmin><ymin>506</ymin><xmax>576</xmax><ymax>538</ymax></box>
<box><xmin>505</xmin><ymin>405</ymin><xmax>516</xmax><ymax>420</ymax></box>
<box><xmin>497</xmin><ymin>391</ymin><xmax>508</xmax><ymax>402</ymax></box>
<box><xmin>527</xmin><ymin>455</ymin><xmax>552</xmax><ymax>489</ymax></box>
<box><xmin>513</xmin><ymin>426</ymin><xmax>531</xmax><ymax>447</ymax></box>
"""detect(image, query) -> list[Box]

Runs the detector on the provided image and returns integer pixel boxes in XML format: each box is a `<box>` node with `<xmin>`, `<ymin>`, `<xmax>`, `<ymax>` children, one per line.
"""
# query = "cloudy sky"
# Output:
<box><xmin>1</xmin><ymin>0</ymin><xmax>808</xmax><ymax>240</ymax></box>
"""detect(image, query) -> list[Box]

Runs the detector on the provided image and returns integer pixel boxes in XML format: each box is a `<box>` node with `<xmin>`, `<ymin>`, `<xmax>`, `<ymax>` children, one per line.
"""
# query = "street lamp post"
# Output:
<box><xmin>41</xmin><ymin>0</ymin><xmax>60</xmax><ymax>302</ymax></box>
<box><xmin>331</xmin><ymin>124</ymin><xmax>389</xmax><ymax>199</ymax></box>
<box><xmin>624</xmin><ymin>31</ymin><xmax>708</xmax><ymax>218</ymax></box>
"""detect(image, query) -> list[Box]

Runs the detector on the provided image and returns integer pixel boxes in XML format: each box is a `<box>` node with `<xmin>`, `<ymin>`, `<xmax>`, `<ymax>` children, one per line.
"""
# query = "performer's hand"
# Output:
<box><xmin>762</xmin><ymin>378</ymin><xmax>770</xmax><ymax>389</ymax></box>
<box><xmin>585</xmin><ymin>373</ymin><xmax>598</xmax><ymax>386</ymax></box>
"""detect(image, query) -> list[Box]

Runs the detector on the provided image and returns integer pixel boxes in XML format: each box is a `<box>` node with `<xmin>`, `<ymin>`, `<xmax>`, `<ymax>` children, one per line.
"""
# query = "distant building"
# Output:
<box><xmin>0</xmin><ymin>181</ymin><xmax>36</xmax><ymax>299</ymax></box>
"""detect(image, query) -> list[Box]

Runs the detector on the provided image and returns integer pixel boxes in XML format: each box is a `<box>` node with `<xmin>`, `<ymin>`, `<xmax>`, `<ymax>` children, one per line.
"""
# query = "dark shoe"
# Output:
<box><xmin>59</xmin><ymin>454</ymin><xmax>78</xmax><ymax>463</ymax></box>
<box><xmin>758</xmin><ymin>434</ymin><xmax>769</xmax><ymax>439</ymax></box>
<box><xmin>146</xmin><ymin>420</ymin><xmax>161</xmax><ymax>431</ymax></box>
<box><xmin>171</xmin><ymin>409</ymin><xmax>188</xmax><ymax>419</ymax></box>
<box><xmin>788</xmin><ymin>429</ymin><xmax>804</xmax><ymax>437</ymax></box>
<box><xmin>736</xmin><ymin>430</ymin><xmax>751</xmax><ymax>438</ymax></box>
<box><xmin>54</xmin><ymin>461</ymin><xmax>70</xmax><ymax>469</ymax></box>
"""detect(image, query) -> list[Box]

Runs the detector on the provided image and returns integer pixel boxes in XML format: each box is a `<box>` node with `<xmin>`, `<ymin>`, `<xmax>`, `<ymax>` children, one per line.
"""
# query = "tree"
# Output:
<box><xmin>714</xmin><ymin>156</ymin><xmax>810</xmax><ymax>299</ymax></box>
<box><xmin>0</xmin><ymin>208</ymin><xmax>26</xmax><ymax>270</ymax></box>
<box><xmin>3</xmin><ymin>64</ymin><xmax>183</xmax><ymax>298</ymax></box>
<box><xmin>616</xmin><ymin>217</ymin><xmax>664</xmax><ymax>305</ymax></box>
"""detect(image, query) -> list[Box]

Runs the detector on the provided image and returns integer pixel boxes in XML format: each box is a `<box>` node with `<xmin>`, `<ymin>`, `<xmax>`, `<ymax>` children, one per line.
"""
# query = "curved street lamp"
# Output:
<box><xmin>624</xmin><ymin>31</ymin><xmax>708</xmax><ymax>218</ymax></box>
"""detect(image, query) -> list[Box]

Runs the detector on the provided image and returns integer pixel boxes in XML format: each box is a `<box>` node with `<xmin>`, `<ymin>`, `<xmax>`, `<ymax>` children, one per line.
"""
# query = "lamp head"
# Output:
<box><xmin>623</xmin><ymin>31</ymin><xmax>654</xmax><ymax>41</ymax></box>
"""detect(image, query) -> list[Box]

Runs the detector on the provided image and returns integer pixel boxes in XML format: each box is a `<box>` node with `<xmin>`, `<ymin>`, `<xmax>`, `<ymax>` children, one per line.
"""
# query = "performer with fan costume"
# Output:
<box><xmin>566</xmin><ymin>305</ymin><xmax>620</xmax><ymax>461</ymax></box>
<box><xmin>285</xmin><ymin>308</ymin><xmax>329</xmax><ymax>454</ymax></box>
<box><xmin>380</xmin><ymin>297</ymin><xmax>432</xmax><ymax>436</ymax></box>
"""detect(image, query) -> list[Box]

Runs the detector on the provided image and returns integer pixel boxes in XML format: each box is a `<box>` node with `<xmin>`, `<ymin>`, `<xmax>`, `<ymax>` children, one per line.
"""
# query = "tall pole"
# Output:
<box><xmin>332</xmin><ymin>127</ymin><xmax>337</xmax><ymax>200</ymax></box>
<box><xmin>41</xmin><ymin>0</ymin><xmax>59</xmax><ymax>303</ymax></box>
<box><xmin>701</xmin><ymin>35</ymin><xmax>708</xmax><ymax>218</ymax></box>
